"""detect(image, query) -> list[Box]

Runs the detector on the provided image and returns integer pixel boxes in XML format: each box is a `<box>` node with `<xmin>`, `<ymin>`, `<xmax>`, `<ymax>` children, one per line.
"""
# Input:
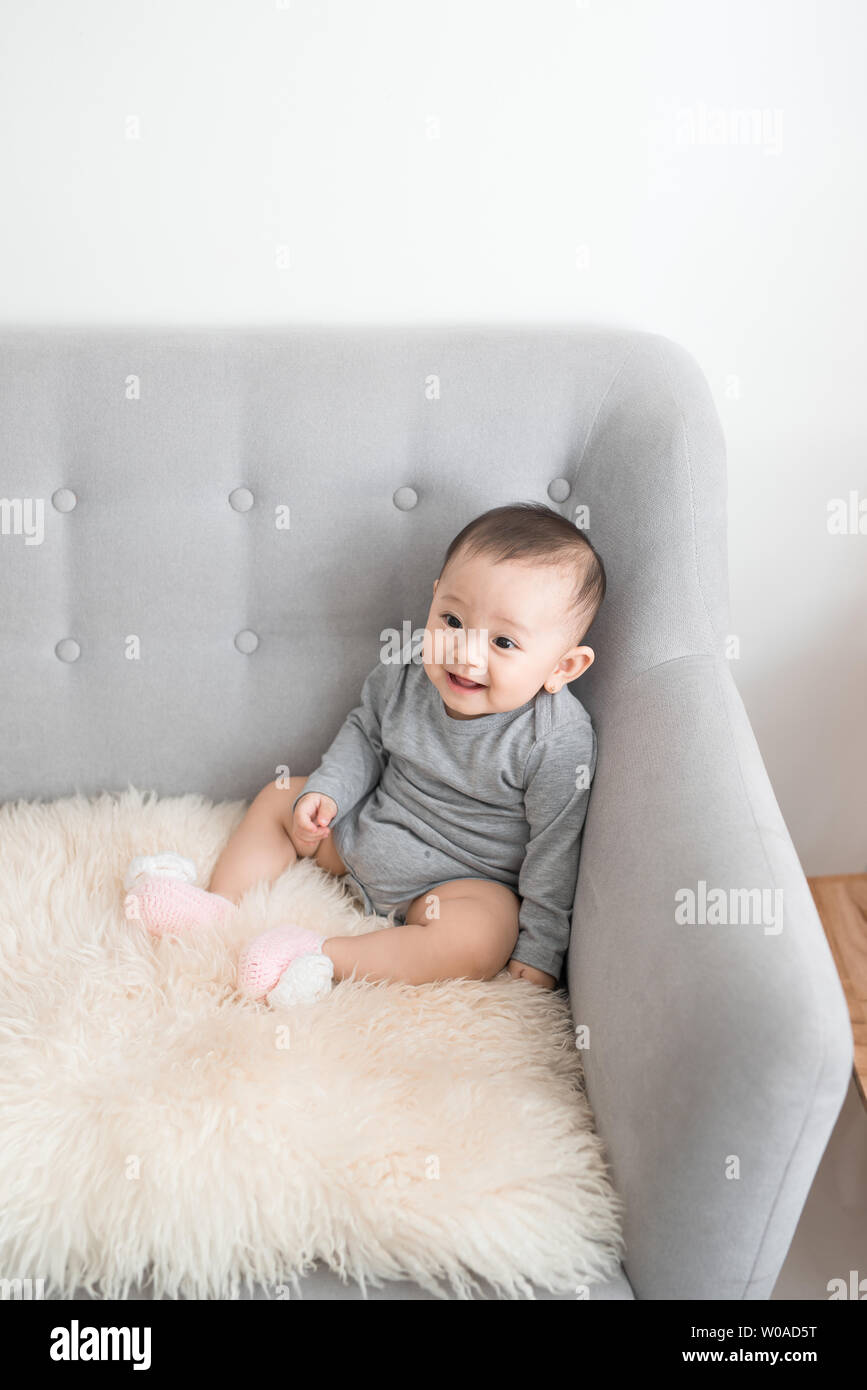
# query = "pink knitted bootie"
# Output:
<box><xmin>237</xmin><ymin>922</ymin><xmax>334</xmax><ymax>1005</ymax></box>
<box><xmin>123</xmin><ymin>853</ymin><xmax>236</xmax><ymax>937</ymax></box>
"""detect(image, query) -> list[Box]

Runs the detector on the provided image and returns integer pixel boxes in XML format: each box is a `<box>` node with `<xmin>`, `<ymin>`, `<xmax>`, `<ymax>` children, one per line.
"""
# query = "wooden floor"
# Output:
<box><xmin>808</xmin><ymin>873</ymin><xmax>867</xmax><ymax>1106</ymax></box>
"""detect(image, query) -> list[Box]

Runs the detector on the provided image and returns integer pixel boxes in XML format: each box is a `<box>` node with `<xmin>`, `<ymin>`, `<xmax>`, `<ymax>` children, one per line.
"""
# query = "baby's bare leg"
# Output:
<box><xmin>209</xmin><ymin>775</ymin><xmax>322</xmax><ymax>903</ymax></box>
<box><xmin>322</xmin><ymin>879</ymin><xmax>519</xmax><ymax>986</ymax></box>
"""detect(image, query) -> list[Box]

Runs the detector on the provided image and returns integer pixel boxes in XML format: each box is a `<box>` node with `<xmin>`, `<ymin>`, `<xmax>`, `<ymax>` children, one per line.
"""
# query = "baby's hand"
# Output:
<box><xmin>292</xmin><ymin>792</ymin><xmax>338</xmax><ymax>857</ymax></box>
<box><xmin>507</xmin><ymin>958</ymin><xmax>557</xmax><ymax>991</ymax></box>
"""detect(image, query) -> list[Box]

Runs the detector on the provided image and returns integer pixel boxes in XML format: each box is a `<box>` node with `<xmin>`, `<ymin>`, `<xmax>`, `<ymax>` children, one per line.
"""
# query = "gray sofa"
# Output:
<box><xmin>0</xmin><ymin>324</ymin><xmax>853</xmax><ymax>1300</ymax></box>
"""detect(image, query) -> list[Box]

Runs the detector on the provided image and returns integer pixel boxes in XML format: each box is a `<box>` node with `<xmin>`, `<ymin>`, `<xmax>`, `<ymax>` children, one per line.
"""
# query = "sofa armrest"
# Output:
<box><xmin>569</xmin><ymin>653</ymin><xmax>853</xmax><ymax>1299</ymax></box>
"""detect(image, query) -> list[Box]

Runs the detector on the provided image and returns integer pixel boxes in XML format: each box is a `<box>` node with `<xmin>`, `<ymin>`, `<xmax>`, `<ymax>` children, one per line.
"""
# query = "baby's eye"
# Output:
<box><xmin>441</xmin><ymin>613</ymin><xmax>516</xmax><ymax>649</ymax></box>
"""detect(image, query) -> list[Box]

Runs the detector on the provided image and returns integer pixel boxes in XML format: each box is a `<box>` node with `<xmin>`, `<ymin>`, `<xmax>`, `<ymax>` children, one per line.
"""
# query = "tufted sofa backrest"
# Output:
<box><xmin>0</xmin><ymin>325</ymin><xmax>727</xmax><ymax>802</ymax></box>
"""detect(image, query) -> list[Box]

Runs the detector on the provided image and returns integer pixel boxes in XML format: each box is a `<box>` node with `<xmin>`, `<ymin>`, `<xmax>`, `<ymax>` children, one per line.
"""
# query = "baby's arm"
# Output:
<box><xmin>511</xmin><ymin>719</ymin><xmax>598</xmax><ymax>988</ymax></box>
<box><xmin>507</xmin><ymin>958</ymin><xmax>558</xmax><ymax>989</ymax></box>
<box><xmin>209</xmin><ymin>657</ymin><xmax>397</xmax><ymax>901</ymax></box>
<box><xmin>291</xmin><ymin>656</ymin><xmax>397</xmax><ymax>827</ymax></box>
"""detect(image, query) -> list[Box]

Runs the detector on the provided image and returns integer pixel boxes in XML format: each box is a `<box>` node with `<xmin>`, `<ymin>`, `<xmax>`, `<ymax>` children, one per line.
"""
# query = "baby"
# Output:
<box><xmin>125</xmin><ymin>501</ymin><xmax>605</xmax><ymax>1009</ymax></box>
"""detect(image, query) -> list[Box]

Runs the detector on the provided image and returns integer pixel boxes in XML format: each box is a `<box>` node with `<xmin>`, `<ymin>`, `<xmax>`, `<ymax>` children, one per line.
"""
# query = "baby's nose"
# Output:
<box><xmin>463</xmin><ymin>627</ymin><xmax>489</xmax><ymax>673</ymax></box>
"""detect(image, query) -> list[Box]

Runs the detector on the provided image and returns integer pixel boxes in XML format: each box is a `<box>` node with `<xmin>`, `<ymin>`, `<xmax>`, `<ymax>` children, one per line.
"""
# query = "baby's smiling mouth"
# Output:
<box><xmin>446</xmin><ymin>671</ymin><xmax>487</xmax><ymax>691</ymax></box>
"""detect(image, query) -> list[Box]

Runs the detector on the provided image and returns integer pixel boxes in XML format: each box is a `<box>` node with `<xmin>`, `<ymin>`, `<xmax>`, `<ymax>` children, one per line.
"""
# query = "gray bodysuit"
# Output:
<box><xmin>293</xmin><ymin>652</ymin><xmax>597</xmax><ymax>979</ymax></box>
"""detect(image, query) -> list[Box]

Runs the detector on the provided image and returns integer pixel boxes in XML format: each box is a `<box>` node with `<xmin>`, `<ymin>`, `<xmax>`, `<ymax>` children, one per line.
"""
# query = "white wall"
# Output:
<box><xmin>1</xmin><ymin>0</ymin><xmax>864</xmax><ymax>871</ymax></box>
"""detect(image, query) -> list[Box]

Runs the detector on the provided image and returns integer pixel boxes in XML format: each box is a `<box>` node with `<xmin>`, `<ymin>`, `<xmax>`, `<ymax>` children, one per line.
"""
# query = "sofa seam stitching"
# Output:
<box><xmin>654</xmin><ymin>335</ymin><xmax>719</xmax><ymax>652</ymax></box>
<box><xmin>710</xmin><ymin>653</ymin><xmax>829</xmax><ymax>1299</ymax></box>
<box><xmin>571</xmin><ymin>338</ymin><xmax>641</xmax><ymax>484</ymax></box>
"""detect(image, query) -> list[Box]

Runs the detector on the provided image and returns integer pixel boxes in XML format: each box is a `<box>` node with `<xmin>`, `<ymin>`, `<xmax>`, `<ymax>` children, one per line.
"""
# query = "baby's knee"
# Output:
<box><xmin>427</xmin><ymin>882</ymin><xmax>519</xmax><ymax>980</ymax></box>
<box><xmin>460</xmin><ymin>929</ymin><xmax>515</xmax><ymax>981</ymax></box>
<box><xmin>473</xmin><ymin>888</ymin><xmax>520</xmax><ymax>978</ymax></box>
<box><xmin>252</xmin><ymin>775</ymin><xmax>307</xmax><ymax>832</ymax></box>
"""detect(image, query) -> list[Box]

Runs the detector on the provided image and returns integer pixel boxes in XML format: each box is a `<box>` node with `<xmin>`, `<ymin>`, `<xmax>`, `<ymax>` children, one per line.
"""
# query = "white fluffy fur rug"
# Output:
<box><xmin>0</xmin><ymin>788</ymin><xmax>625</xmax><ymax>1300</ymax></box>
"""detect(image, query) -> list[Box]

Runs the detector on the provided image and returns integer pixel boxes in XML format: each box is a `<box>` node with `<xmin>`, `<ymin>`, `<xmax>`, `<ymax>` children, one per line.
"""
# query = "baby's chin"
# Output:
<box><xmin>425</xmin><ymin>663</ymin><xmax>543</xmax><ymax>715</ymax></box>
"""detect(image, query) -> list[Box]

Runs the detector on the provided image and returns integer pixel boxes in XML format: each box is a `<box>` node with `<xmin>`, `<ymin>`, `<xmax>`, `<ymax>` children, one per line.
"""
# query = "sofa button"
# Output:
<box><xmin>52</xmin><ymin>488</ymin><xmax>78</xmax><ymax>513</ymax></box>
<box><xmin>547</xmin><ymin>478</ymin><xmax>571</xmax><ymax>503</ymax></box>
<box><xmin>234</xmin><ymin>629</ymin><xmax>259</xmax><ymax>654</ymax></box>
<box><xmin>393</xmin><ymin>486</ymin><xmax>418</xmax><ymax>511</ymax></box>
<box><xmin>55</xmin><ymin>638</ymin><xmax>81</xmax><ymax>662</ymax></box>
<box><xmin>229</xmin><ymin>488</ymin><xmax>254</xmax><ymax>512</ymax></box>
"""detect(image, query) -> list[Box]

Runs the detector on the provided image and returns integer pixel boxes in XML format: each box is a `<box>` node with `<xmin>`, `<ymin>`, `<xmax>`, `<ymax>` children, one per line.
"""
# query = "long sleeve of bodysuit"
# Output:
<box><xmin>291</xmin><ymin>659</ymin><xmax>397</xmax><ymax>824</ymax></box>
<box><xmin>512</xmin><ymin>720</ymin><xmax>598</xmax><ymax>979</ymax></box>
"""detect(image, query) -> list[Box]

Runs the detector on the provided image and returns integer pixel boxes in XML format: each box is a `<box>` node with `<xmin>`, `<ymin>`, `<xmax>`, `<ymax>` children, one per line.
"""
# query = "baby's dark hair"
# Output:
<box><xmin>436</xmin><ymin>503</ymin><xmax>605</xmax><ymax>647</ymax></box>
<box><xmin>439</xmin><ymin>501</ymin><xmax>606</xmax><ymax>648</ymax></box>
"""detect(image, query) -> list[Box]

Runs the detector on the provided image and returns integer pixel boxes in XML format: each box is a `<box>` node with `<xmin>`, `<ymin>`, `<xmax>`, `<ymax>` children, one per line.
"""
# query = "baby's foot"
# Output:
<box><xmin>268</xmin><ymin>952</ymin><xmax>334</xmax><ymax>1009</ymax></box>
<box><xmin>125</xmin><ymin>877</ymin><xmax>236</xmax><ymax>937</ymax></box>
<box><xmin>237</xmin><ymin>922</ymin><xmax>332</xmax><ymax>1001</ymax></box>
<box><xmin>124</xmin><ymin>852</ymin><xmax>198</xmax><ymax>890</ymax></box>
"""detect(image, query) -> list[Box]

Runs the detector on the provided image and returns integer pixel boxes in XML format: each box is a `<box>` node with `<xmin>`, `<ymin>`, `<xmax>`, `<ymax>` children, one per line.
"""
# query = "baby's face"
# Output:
<box><xmin>422</xmin><ymin>552</ymin><xmax>594</xmax><ymax>720</ymax></box>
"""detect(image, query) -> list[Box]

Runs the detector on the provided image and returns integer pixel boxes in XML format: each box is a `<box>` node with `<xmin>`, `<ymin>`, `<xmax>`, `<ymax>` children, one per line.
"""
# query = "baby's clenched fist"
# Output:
<box><xmin>292</xmin><ymin>792</ymin><xmax>338</xmax><ymax>858</ymax></box>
